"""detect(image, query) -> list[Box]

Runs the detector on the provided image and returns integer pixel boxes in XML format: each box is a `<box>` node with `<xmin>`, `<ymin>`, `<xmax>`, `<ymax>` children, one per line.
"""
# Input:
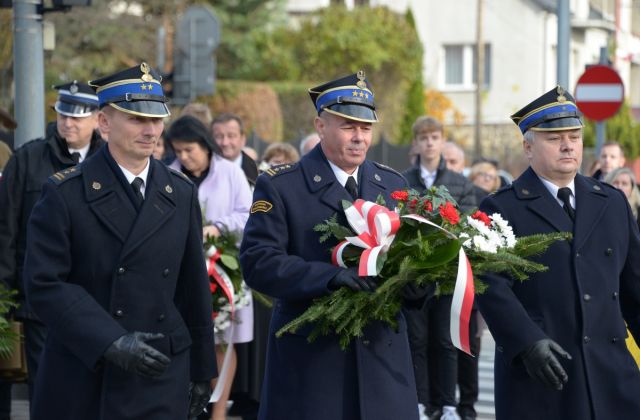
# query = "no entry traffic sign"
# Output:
<box><xmin>574</xmin><ymin>65</ymin><xmax>624</xmax><ymax>121</ymax></box>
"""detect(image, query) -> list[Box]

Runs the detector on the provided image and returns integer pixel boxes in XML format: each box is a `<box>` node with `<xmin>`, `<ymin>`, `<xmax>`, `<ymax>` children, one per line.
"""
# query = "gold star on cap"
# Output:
<box><xmin>356</xmin><ymin>70</ymin><xmax>367</xmax><ymax>89</ymax></box>
<box><xmin>141</xmin><ymin>84</ymin><xmax>148</xmax><ymax>90</ymax></box>
<box><xmin>140</xmin><ymin>62</ymin><xmax>153</xmax><ymax>82</ymax></box>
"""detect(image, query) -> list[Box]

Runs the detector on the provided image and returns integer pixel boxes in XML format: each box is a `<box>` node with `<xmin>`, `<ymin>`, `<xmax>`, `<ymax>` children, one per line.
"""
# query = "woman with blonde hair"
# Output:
<box><xmin>258</xmin><ymin>143</ymin><xmax>300</xmax><ymax>171</ymax></box>
<box><xmin>605</xmin><ymin>167</ymin><xmax>640</xmax><ymax>223</ymax></box>
<box><xmin>469</xmin><ymin>160</ymin><xmax>501</xmax><ymax>194</ymax></box>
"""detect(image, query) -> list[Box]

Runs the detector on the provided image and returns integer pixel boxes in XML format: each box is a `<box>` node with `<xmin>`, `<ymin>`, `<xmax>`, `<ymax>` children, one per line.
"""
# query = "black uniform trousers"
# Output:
<box><xmin>456</xmin><ymin>308</ymin><xmax>480</xmax><ymax>418</ymax></box>
<box><xmin>404</xmin><ymin>294</ymin><xmax>458</xmax><ymax>412</ymax></box>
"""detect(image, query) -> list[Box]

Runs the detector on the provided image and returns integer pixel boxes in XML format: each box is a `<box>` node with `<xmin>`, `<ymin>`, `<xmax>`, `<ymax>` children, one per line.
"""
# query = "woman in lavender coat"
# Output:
<box><xmin>166</xmin><ymin>115</ymin><xmax>253</xmax><ymax>420</ymax></box>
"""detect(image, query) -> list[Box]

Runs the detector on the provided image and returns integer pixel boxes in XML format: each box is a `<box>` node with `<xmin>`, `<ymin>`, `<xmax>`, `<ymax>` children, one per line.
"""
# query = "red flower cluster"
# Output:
<box><xmin>424</xmin><ymin>201</ymin><xmax>433</xmax><ymax>212</ymax></box>
<box><xmin>409</xmin><ymin>198</ymin><xmax>418</xmax><ymax>209</ymax></box>
<box><xmin>391</xmin><ymin>190</ymin><xmax>409</xmax><ymax>202</ymax></box>
<box><xmin>439</xmin><ymin>202</ymin><xmax>460</xmax><ymax>225</ymax></box>
<box><xmin>471</xmin><ymin>210</ymin><xmax>491</xmax><ymax>227</ymax></box>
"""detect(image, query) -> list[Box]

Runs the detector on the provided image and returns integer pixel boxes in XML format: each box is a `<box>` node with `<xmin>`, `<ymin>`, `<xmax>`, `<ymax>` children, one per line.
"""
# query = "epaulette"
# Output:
<box><xmin>372</xmin><ymin>161</ymin><xmax>403</xmax><ymax>178</ymax></box>
<box><xmin>50</xmin><ymin>165</ymin><xmax>82</xmax><ymax>185</ymax></box>
<box><xmin>263</xmin><ymin>162</ymin><xmax>298</xmax><ymax>178</ymax></box>
<box><xmin>13</xmin><ymin>137</ymin><xmax>47</xmax><ymax>154</ymax></box>
<box><xmin>490</xmin><ymin>183</ymin><xmax>514</xmax><ymax>196</ymax></box>
<box><xmin>168</xmin><ymin>167</ymin><xmax>193</xmax><ymax>184</ymax></box>
<box><xmin>584</xmin><ymin>176</ymin><xmax>612</xmax><ymax>194</ymax></box>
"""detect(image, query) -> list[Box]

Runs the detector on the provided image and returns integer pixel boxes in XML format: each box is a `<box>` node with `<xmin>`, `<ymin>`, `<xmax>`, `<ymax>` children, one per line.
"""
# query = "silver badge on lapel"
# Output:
<box><xmin>92</xmin><ymin>181</ymin><xmax>101</xmax><ymax>190</ymax></box>
<box><xmin>593</xmin><ymin>185</ymin><xmax>601</xmax><ymax>191</ymax></box>
<box><xmin>374</xmin><ymin>173</ymin><xmax>381</xmax><ymax>181</ymax></box>
<box><xmin>313</xmin><ymin>175</ymin><xmax>321</xmax><ymax>183</ymax></box>
<box><xmin>165</xmin><ymin>185</ymin><xmax>173</xmax><ymax>193</ymax></box>
<box><xmin>521</xmin><ymin>189</ymin><xmax>530</xmax><ymax>195</ymax></box>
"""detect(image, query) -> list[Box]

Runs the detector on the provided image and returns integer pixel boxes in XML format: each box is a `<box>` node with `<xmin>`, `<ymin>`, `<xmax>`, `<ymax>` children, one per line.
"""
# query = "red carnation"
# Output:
<box><xmin>391</xmin><ymin>190</ymin><xmax>409</xmax><ymax>202</ymax></box>
<box><xmin>423</xmin><ymin>201</ymin><xmax>433</xmax><ymax>212</ymax></box>
<box><xmin>439</xmin><ymin>202</ymin><xmax>460</xmax><ymax>225</ymax></box>
<box><xmin>409</xmin><ymin>198</ymin><xmax>418</xmax><ymax>208</ymax></box>
<box><xmin>471</xmin><ymin>210</ymin><xmax>491</xmax><ymax>227</ymax></box>
<box><xmin>209</xmin><ymin>280</ymin><xmax>218</xmax><ymax>294</ymax></box>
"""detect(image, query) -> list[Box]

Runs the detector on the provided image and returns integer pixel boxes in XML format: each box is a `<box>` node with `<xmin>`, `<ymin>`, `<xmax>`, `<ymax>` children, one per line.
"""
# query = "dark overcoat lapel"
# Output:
<box><xmin>83</xmin><ymin>150</ymin><xmax>137</xmax><ymax>243</ymax></box>
<box><xmin>120</xmin><ymin>162</ymin><xmax>176</xmax><ymax>259</ymax></box>
<box><xmin>573</xmin><ymin>174</ymin><xmax>609</xmax><ymax>250</ymax></box>
<box><xmin>83</xmin><ymin>151</ymin><xmax>178</xmax><ymax>258</ymax></box>
<box><xmin>514</xmin><ymin>167</ymin><xmax>573</xmax><ymax>233</ymax></box>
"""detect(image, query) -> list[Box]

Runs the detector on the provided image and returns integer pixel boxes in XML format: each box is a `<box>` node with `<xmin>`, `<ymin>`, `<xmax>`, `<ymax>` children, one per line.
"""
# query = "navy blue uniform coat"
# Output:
<box><xmin>240</xmin><ymin>145</ymin><xmax>419</xmax><ymax>420</ymax></box>
<box><xmin>478</xmin><ymin>167</ymin><xmax>640</xmax><ymax>420</ymax></box>
<box><xmin>23</xmin><ymin>146</ymin><xmax>217</xmax><ymax>420</ymax></box>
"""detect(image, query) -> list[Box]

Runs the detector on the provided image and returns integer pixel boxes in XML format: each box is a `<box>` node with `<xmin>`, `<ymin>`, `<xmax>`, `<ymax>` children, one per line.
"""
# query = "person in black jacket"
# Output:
<box><xmin>402</xmin><ymin>116</ymin><xmax>476</xmax><ymax>420</ymax></box>
<box><xmin>23</xmin><ymin>63</ymin><xmax>216</xmax><ymax>420</ymax></box>
<box><xmin>0</xmin><ymin>81</ymin><xmax>104</xmax><ymax>408</ymax></box>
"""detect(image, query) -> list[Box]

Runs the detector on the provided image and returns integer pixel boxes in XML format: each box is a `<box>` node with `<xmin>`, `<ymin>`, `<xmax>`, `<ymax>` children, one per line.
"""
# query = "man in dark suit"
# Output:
<box><xmin>402</xmin><ymin>116</ymin><xmax>476</xmax><ymax>420</ymax></box>
<box><xmin>23</xmin><ymin>63</ymin><xmax>217</xmax><ymax>420</ymax></box>
<box><xmin>240</xmin><ymin>72</ymin><xmax>419</xmax><ymax>420</ymax></box>
<box><xmin>478</xmin><ymin>86</ymin><xmax>640</xmax><ymax>420</ymax></box>
<box><xmin>0</xmin><ymin>81</ymin><xmax>104</xmax><ymax>408</ymax></box>
<box><xmin>211</xmin><ymin>113</ymin><xmax>259</xmax><ymax>185</ymax></box>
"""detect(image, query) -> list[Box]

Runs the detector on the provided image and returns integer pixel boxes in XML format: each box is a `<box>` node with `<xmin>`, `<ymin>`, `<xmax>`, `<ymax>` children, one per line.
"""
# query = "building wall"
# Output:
<box><xmin>409</xmin><ymin>0</ymin><xmax>552</xmax><ymax>126</ymax></box>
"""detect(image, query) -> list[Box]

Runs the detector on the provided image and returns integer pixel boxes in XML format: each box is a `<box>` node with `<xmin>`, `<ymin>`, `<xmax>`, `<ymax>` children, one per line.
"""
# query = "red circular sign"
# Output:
<box><xmin>574</xmin><ymin>65</ymin><xmax>624</xmax><ymax>121</ymax></box>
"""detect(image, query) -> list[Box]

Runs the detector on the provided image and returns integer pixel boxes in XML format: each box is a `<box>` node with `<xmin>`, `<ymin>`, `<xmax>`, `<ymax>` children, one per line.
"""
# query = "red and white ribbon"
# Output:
<box><xmin>449</xmin><ymin>248</ymin><xmax>475</xmax><ymax>355</ymax></box>
<box><xmin>206</xmin><ymin>246</ymin><xmax>235</xmax><ymax>314</ymax></box>
<box><xmin>331</xmin><ymin>199</ymin><xmax>401</xmax><ymax>276</ymax></box>
<box><xmin>205</xmin><ymin>245</ymin><xmax>236</xmax><ymax>403</ymax></box>
<box><xmin>401</xmin><ymin>213</ymin><xmax>475</xmax><ymax>355</ymax></box>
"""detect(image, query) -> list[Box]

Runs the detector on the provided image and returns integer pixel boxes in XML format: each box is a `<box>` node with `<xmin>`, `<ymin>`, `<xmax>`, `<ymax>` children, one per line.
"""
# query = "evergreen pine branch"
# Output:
<box><xmin>251</xmin><ymin>290</ymin><xmax>273</xmax><ymax>308</ymax></box>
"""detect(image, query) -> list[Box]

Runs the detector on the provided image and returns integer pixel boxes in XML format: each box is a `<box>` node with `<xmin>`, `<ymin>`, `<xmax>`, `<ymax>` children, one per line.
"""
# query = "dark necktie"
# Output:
<box><xmin>557</xmin><ymin>187</ymin><xmax>575</xmax><ymax>221</ymax></box>
<box><xmin>131</xmin><ymin>177</ymin><xmax>145</xmax><ymax>210</ymax></box>
<box><xmin>345</xmin><ymin>176</ymin><xmax>358</xmax><ymax>200</ymax></box>
<box><xmin>70</xmin><ymin>152</ymin><xmax>81</xmax><ymax>164</ymax></box>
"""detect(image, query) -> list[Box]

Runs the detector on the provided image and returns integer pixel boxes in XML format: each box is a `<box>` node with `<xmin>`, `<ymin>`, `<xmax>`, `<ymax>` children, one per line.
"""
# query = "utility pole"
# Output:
<box><xmin>557</xmin><ymin>0</ymin><xmax>570</xmax><ymax>88</ymax></box>
<box><xmin>13</xmin><ymin>0</ymin><xmax>45</xmax><ymax>149</ymax></box>
<box><xmin>474</xmin><ymin>0</ymin><xmax>484</xmax><ymax>159</ymax></box>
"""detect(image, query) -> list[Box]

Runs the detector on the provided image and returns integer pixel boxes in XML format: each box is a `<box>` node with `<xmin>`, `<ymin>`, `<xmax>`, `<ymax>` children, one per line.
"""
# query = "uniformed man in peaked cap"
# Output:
<box><xmin>240</xmin><ymin>71</ymin><xmax>420</xmax><ymax>420</ymax></box>
<box><xmin>23</xmin><ymin>63</ymin><xmax>217</xmax><ymax>420</ymax></box>
<box><xmin>476</xmin><ymin>86</ymin><xmax>640</xmax><ymax>420</ymax></box>
<box><xmin>0</xmin><ymin>80</ymin><xmax>104</xmax><ymax>408</ymax></box>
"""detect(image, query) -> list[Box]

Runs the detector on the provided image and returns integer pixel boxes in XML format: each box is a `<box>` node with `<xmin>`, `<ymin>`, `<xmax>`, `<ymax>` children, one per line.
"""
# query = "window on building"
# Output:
<box><xmin>442</xmin><ymin>44</ymin><xmax>491</xmax><ymax>90</ymax></box>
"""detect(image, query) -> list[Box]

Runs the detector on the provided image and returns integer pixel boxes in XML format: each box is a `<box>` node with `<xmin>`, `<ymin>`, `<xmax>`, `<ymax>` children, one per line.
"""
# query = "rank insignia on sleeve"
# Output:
<box><xmin>251</xmin><ymin>200</ymin><xmax>273</xmax><ymax>214</ymax></box>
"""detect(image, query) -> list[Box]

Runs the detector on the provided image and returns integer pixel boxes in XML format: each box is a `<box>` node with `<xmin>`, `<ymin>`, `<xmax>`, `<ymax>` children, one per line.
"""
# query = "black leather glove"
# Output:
<box><xmin>188</xmin><ymin>381</ymin><xmax>212</xmax><ymax>418</ymax></box>
<box><xmin>329</xmin><ymin>267</ymin><xmax>376</xmax><ymax>292</ymax></box>
<box><xmin>103</xmin><ymin>332</ymin><xmax>170</xmax><ymax>378</ymax></box>
<box><xmin>402</xmin><ymin>281</ymin><xmax>436</xmax><ymax>302</ymax></box>
<box><xmin>519</xmin><ymin>338</ymin><xmax>571</xmax><ymax>390</ymax></box>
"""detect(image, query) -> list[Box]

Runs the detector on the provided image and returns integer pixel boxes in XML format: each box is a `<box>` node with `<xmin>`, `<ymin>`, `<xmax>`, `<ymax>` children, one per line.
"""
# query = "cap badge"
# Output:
<box><xmin>140</xmin><ymin>62</ymin><xmax>153</xmax><ymax>82</ymax></box>
<box><xmin>556</xmin><ymin>86</ymin><xmax>566</xmax><ymax>103</ymax></box>
<box><xmin>356</xmin><ymin>70</ymin><xmax>367</xmax><ymax>89</ymax></box>
<box><xmin>92</xmin><ymin>181</ymin><xmax>101</xmax><ymax>190</ymax></box>
<box><xmin>69</xmin><ymin>81</ymin><xmax>79</xmax><ymax>94</ymax></box>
